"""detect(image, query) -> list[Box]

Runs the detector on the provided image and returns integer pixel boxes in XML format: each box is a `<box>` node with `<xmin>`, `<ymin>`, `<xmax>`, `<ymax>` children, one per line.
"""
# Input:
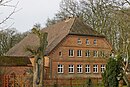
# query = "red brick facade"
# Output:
<box><xmin>49</xmin><ymin>34</ymin><xmax>112</xmax><ymax>79</ymax></box>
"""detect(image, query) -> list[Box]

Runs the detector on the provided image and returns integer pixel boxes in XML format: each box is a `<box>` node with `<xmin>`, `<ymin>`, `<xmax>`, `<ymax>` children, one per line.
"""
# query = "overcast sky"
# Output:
<box><xmin>0</xmin><ymin>0</ymin><xmax>61</xmax><ymax>32</ymax></box>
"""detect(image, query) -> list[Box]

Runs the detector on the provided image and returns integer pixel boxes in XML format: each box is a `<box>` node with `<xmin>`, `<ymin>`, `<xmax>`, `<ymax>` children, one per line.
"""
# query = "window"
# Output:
<box><xmin>69</xmin><ymin>65</ymin><xmax>74</xmax><ymax>73</ymax></box>
<box><xmin>77</xmin><ymin>50</ymin><xmax>82</xmax><ymax>57</ymax></box>
<box><xmin>101</xmin><ymin>64</ymin><xmax>105</xmax><ymax>73</ymax></box>
<box><xmin>69</xmin><ymin>49</ymin><xmax>74</xmax><ymax>57</ymax></box>
<box><xmin>86</xmin><ymin>39</ymin><xmax>89</xmax><ymax>45</ymax></box>
<box><xmin>94</xmin><ymin>39</ymin><xmax>97</xmax><ymax>45</ymax></box>
<box><xmin>77</xmin><ymin>65</ymin><xmax>82</xmax><ymax>73</ymax></box>
<box><xmin>100</xmin><ymin>51</ymin><xmax>105</xmax><ymax>57</ymax></box>
<box><xmin>85</xmin><ymin>50</ymin><xmax>90</xmax><ymax>57</ymax></box>
<box><xmin>85</xmin><ymin>65</ymin><xmax>90</xmax><ymax>73</ymax></box>
<box><xmin>58</xmin><ymin>64</ymin><xmax>64</xmax><ymax>73</ymax></box>
<box><xmin>93</xmin><ymin>64</ymin><xmax>98</xmax><ymax>73</ymax></box>
<box><xmin>59</xmin><ymin>52</ymin><xmax>62</xmax><ymax>57</ymax></box>
<box><xmin>77</xmin><ymin>38</ymin><xmax>82</xmax><ymax>44</ymax></box>
<box><xmin>93</xmin><ymin>50</ymin><xmax>98</xmax><ymax>57</ymax></box>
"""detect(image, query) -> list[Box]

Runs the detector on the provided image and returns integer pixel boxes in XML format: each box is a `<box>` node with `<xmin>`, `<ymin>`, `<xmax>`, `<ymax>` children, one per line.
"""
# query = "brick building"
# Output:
<box><xmin>6</xmin><ymin>17</ymin><xmax>112</xmax><ymax>81</ymax></box>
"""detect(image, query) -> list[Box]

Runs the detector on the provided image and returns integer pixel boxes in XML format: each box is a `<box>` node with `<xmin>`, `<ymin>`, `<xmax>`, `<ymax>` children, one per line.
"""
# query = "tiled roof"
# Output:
<box><xmin>6</xmin><ymin>17</ymin><xmax>102</xmax><ymax>56</ymax></box>
<box><xmin>0</xmin><ymin>56</ymin><xmax>31</xmax><ymax>66</ymax></box>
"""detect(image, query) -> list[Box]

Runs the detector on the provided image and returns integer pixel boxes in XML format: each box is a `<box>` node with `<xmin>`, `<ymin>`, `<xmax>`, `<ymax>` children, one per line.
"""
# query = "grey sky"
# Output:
<box><xmin>0</xmin><ymin>0</ymin><xmax>61</xmax><ymax>32</ymax></box>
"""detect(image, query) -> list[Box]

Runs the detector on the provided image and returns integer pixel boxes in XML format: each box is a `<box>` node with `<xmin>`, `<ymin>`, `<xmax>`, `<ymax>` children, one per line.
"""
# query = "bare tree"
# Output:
<box><xmin>0</xmin><ymin>29</ymin><xmax>28</xmax><ymax>56</ymax></box>
<box><xmin>0</xmin><ymin>0</ymin><xmax>19</xmax><ymax>28</ymax></box>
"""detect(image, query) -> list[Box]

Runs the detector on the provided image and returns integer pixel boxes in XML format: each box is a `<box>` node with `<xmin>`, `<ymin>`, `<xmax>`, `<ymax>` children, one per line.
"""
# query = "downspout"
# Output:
<box><xmin>49</xmin><ymin>57</ymin><xmax>52</xmax><ymax>79</ymax></box>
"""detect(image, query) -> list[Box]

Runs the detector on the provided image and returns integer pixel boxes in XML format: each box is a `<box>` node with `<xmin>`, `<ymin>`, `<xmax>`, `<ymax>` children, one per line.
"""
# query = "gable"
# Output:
<box><xmin>6</xmin><ymin>17</ymin><xmax>106</xmax><ymax>57</ymax></box>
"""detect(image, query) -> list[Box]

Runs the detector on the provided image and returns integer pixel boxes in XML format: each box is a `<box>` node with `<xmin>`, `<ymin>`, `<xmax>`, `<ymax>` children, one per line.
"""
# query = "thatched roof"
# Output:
<box><xmin>0</xmin><ymin>56</ymin><xmax>31</xmax><ymax>66</ymax></box>
<box><xmin>6</xmin><ymin>17</ymin><xmax>102</xmax><ymax>56</ymax></box>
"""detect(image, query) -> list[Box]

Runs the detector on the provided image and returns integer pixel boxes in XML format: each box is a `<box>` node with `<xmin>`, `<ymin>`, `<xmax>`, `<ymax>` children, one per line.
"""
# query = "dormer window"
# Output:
<box><xmin>94</xmin><ymin>39</ymin><xmax>97</xmax><ymax>45</ymax></box>
<box><xmin>86</xmin><ymin>39</ymin><xmax>89</xmax><ymax>45</ymax></box>
<box><xmin>77</xmin><ymin>38</ymin><xmax>82</xmax><ymax>44</ymax></box>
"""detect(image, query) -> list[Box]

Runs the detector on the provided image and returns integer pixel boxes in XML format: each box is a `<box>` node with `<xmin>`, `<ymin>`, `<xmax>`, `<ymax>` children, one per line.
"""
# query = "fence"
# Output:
<box><xmin>44</xmin><ymin>77</ymin><xmax>102</xmax><ymax>87</ymax></box>
<box><xmin>0</xmin><ymin>75</ymin><xmax>102</xmax><ymax>87</ymax></box>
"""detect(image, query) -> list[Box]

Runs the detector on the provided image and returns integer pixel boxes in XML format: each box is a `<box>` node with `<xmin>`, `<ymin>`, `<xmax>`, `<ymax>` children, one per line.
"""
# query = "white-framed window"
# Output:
<box><xmin>85</xmin><ymin>65</ymin><xmax>90</xmax><ymax>73</ymax></box>
<box><xmin>58</xmin><ymin>64</ymin><xmax>64</xmax><ymax>73</ymax></box>
<box><xmin>93</xmin><ymin>50</ymin><xmax>98</xmax><ymax>57</ymax></box>
<box><xmin>77</xmin><ymin>50</ymin><xmax>82</xmax><ymax>57</ymax></box>
<box><xmin>101</xmin><ymin>64</ymin><xmax>105</xmax><ymax>73</ymax></box>
<box><xmin>94</xmin><ymin>39</ymin><xmax>97</xmax><ymax>45</ymax></box>
<box><xmin>77</xmin><ymin>64</ymin><xmax>82</xmax><ymax>73</ymax></box>
<box><xmin>100</xmin><ymin>51</ymin><xmax>105</xmax><ymax>57</ymax></box>
<box><xmin>69</xmin><ymin>49</ymin><xmax>74</xmax><ymax>57</ymax></box>
<box><xmin>85</xmin><ymin>50</ymin><xmax>90</xmax><ymax>57</ymax></box>
<box><xmin>77</xmin><ymin>38</ymin><xmax>82</xmax><ymax>44</ymax></box>
<box><xmin>69</xmin><ymin>65</ymin><xmax>74</xmax><ymax>73</ymax></box>
<box><xmin>59</xmin><ymin>51</ymin><xmax>62</xmax><ymax>57</ymax></box>
<box><xmin>86</xmin><ymin>39</ymin><xmax>90</xmax><ymax>45</ymax></box>
<box><xmin>93</xmin><ymin>64</ymin><xmax>98</xmax><ymax>73</ymax></box>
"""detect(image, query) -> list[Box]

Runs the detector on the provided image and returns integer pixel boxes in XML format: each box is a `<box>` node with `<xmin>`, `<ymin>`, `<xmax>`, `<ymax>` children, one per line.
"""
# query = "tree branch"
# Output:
<box><xmin>0</xmin><ymin>1</ymin><xmax>19</xmax><ymax>25</ymax></box>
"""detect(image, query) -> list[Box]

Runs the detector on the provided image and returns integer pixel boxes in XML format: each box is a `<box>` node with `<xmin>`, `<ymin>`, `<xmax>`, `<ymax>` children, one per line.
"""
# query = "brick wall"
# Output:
<box><xmin>49</xmin><ymin>35</ymin><xmax>112</xmax><ymax>79</ymax></box>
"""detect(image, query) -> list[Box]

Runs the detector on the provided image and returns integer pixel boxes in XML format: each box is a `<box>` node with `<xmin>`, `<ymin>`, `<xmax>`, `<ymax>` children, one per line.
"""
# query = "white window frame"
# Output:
<box><xmin>101</xmin><ymin>64</ymin><xmax>105</xmax><ymax>73</ymax></box>
<box><xmin>93</xmin><ymin>50</ymin><xmax>98</xmax><ymax>57</ymax></box>
<box><xmin>93</xmin><ymin>64</ymin><xmax>98</xmax><ymax>73</ymax></box>
<box><xmin>69</xmin><ymin>49</ymin><xmax>74</xmax><ymax>57</ymax></box>
<box><xmin>86</xmin><ymin>50</ymin><xmax>90</xmax><ymax>57</ymax></box>
<box><xmin>58</xmin><ymin>64</ymin><xmax>64</xmax><ymax>73</ymax></box>
<box><xmin>85</xmin><ymin>64</ymin><xmax>91</xmax><ymax>73</ymax></box>
<box><xmin>77</xmin><ymin>38</ymin><xmax>82</xmax><ymax>45</ymax></box>
<box><xmin>100</xmin><ymin>51</ymin><xmax>103</xmax><ymax>57</ymax></box>
<box><xmin>77</xmin><ymin>50</ymin><xmax>82</xmax><ymax>57</ymax></box>
<box><xmin>86</xmin><ymin>39</ymin><xmax>90</xmax><ymax>45</ymax></box>
<box><xmin>77</xmin><ymin>64</ymin><xmax>82</xmax><ymax>73</ymax></box>
<box><xmin>94</xmin><ymin>39</ymin><xmax>97</xmax><ymax>45</ymax></box>
<box><xmin>69</xmin><ymin>65</ymin><xmax>74</xmax><ymax>73</ymax></box>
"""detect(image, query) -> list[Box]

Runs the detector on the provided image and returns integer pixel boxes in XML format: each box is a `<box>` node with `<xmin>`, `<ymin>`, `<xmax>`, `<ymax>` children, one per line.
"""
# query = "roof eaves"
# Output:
<box><xmin>68</xmin><ymin>33</ymin><xmax>105</xmax><ymax>38</ymax></box>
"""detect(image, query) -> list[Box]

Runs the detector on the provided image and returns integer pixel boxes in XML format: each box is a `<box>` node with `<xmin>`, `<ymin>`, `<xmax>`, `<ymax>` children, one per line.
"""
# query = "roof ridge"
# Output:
<box><xmin>69</xmin><ymin>17</ymin><xmax>76</xmax><ymax>33</ymax></box>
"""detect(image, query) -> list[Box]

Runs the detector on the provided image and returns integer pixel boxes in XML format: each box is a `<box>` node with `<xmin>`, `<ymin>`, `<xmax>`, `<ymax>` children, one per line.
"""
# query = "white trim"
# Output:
<box><xmin>86</xmin><ymin>39</ymin><xmax>90</xmax><ymax>45</ymax></box>
<box><xmin>93</xmin><ymin>64</ymin><xmax>98</xmax><ymax>73</ymax></box>
<box><xmin>77</xmin><ymin>50</ymin><xmax>82</xmax><ymax>57</ymax></box>
<box><xmin>77</xmin><ymin>38</ymin><xmax>82</xmax><ymax>45</ymax></box>
<box><xmin>77</xmin><ymin>64</ymin><xmax>82</xmax><ymax>73</ymax></box>
<box><xmin>101</xmin><ymin>64</ymin><xmax>105</xmax><ymax>73</ymax></box>
<box><xmin>58</xmin><ymin>64</ymin><xmax>64</xmax><ymax>73</ymax></box>
<box><xmin>69</xmin><ymin>49</ymin><xmax>74</xmax><ymax>57</ymax></box>
<box><xmin>85</xmin><ymin>64</ymin><xmax>91</xmax><ymax>73</ymax></box>
<box><xmin>69</xmin><ymin>65</ymin><xmax>74</xmax><ymax>73</ymax></box>
<box><xmin>86</xmin><ymin>50</ymin><xmax>90</xmax><ymax>57</ymax></box>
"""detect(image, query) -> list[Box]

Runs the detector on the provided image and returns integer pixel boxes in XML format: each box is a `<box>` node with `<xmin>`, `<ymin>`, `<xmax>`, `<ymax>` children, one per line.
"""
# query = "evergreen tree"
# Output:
<box><xmin>102</xmin><ymin>56</ymin><xmax>122</xmax><ymax>87</ymax></box>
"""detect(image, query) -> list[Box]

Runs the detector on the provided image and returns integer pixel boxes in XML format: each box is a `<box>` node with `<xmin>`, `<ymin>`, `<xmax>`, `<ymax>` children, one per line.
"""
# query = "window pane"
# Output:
<box><xmin>77</xmin><ymin>50</ymin><xmax>82</xmax><ymax>57</ymax></box>
<box><xmin>69</xmin><ymin>49</ymin><xmax>74</xmax><ymax>57</ymax></box>
<box><xmin>85</xmin><ymin>65</ymin><xmax>90</xmax><ymax>73</ymax></box>
<box><xmin>93</xmin><ymin>51</ymin><xmax>98</xmax><ymax>57</ymax></box>
<box><xmin>77</xmin><ymin>38</ymin><xmax>82</xmax><ymax>44</ymax></box>
<box><xmin>58</xmin><ymin>64</ymin><xmax>63</xmax><ymax>73</ymax></box>
<box><xmin>93</xmin><ymin>64</ymin><xmax>98</xmax><ymax>73</ymax></box>
<box><xmin>77</xmin><ymin>65</ymin><xmax>82</xmax><ymax>73</ymax></box>
<box><xmin>86</xmin><ymin>50</ymin><xmax>90</xmax><ymax>57</ymax></box>
<box><xmin>69</xmin><ymin>65</ymin><xmax>74</xmax><ymax>73</ymax></box>
<box><xmin>94</xmin><ymin>39</ymin><xmax>97</xmax><ymax>45</ymax></box>
<box><xmin>101</xmin><ymin>64</ymin><xmax>105</xmax><ymax>73</ymax></box>
<box><xmin>86</xmin><ymin>39</ymin><xmax>89</xmax><ymax>45</ymax></box>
